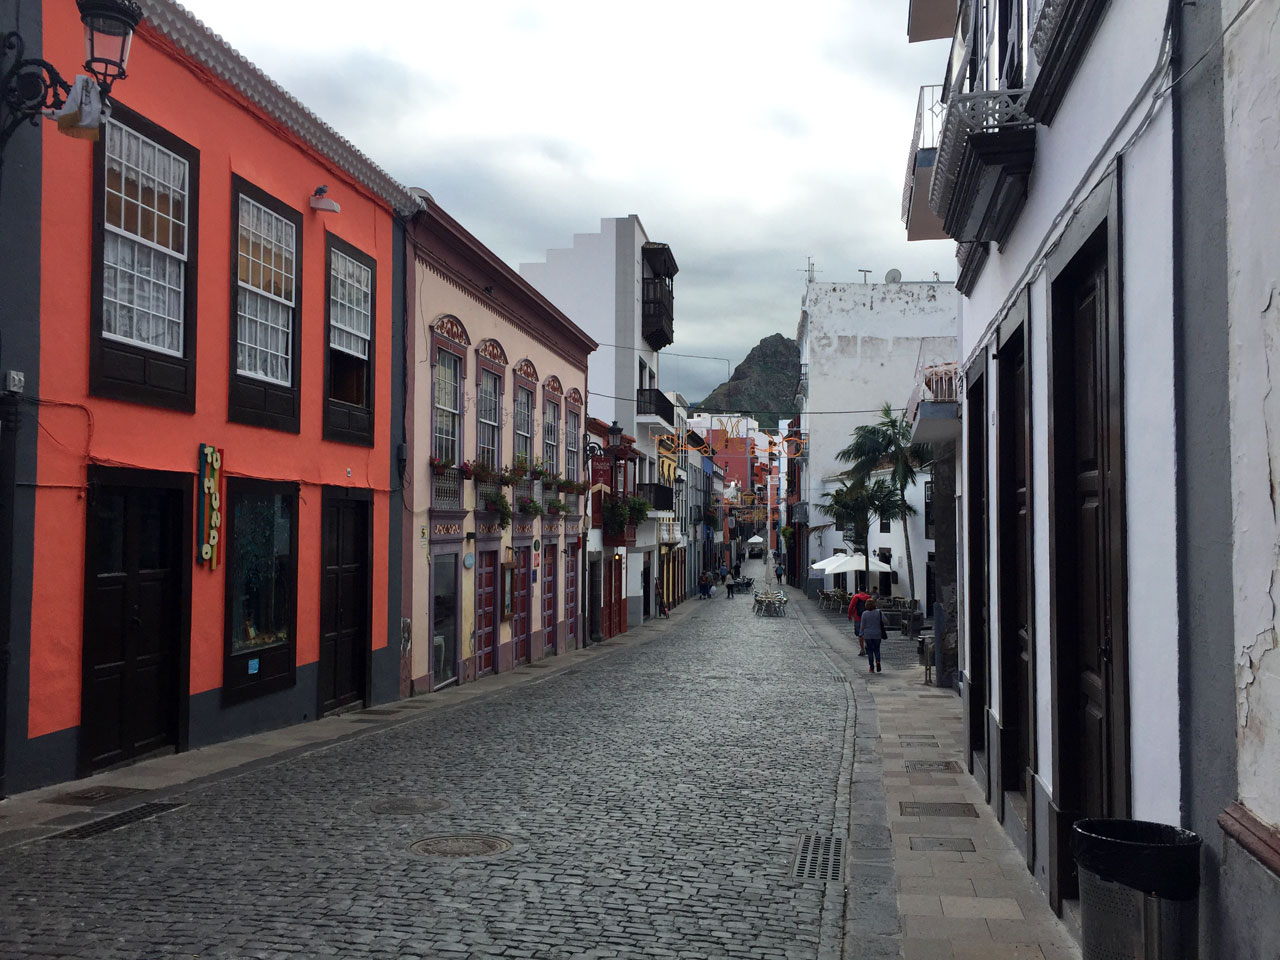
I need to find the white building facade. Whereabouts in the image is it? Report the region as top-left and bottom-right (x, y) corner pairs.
(520, 217), (679, 626)
(795, 278), (957, 606)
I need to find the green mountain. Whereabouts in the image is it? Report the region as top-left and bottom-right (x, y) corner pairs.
(692, 333), (800, 426)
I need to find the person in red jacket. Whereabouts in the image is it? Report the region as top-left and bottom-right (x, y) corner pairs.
(847, 590), (871, 656)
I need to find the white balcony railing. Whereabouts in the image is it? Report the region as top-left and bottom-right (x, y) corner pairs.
(906, 337), (961, 425)
(902, 84), (945, 224)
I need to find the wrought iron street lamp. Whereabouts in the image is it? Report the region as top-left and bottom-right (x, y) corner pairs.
(1, 0), (143, 159)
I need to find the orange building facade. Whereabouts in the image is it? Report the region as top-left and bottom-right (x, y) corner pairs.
(0, 1), (417, 792)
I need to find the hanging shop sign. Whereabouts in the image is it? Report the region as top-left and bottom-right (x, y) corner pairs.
(197, 443), (225, 568)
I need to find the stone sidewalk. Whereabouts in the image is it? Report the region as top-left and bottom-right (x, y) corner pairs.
(792, 583), (1082, 960)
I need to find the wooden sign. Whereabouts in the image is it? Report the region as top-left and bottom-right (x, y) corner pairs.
(197, 443), (224, 568)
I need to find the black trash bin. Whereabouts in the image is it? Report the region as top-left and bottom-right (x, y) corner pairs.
(1073, 819), (1202, 960)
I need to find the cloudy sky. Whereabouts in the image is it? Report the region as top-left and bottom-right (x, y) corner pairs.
(178, 0), (956, 401)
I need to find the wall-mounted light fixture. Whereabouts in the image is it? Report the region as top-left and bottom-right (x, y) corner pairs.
(1, 0), (143, 162)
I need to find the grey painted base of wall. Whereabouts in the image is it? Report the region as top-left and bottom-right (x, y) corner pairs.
(7, 726), (79, 795)
(1211, 833), (1280, 960)
(370, 643), (399, 706)
(188, 662), (320, 749)
(627, 596), (643, 627)
(1033, 775), (1053, 898)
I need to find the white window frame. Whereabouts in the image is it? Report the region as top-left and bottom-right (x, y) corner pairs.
(543, 399), (560, 473)
(477, 369), (502, 469)
(101, 118), (189, 357)
(565, 410), (580, 482)
(329, 248), (372, 360)
(236, 195), (296, 386)
(434, 350), (462, 465)
(514, 386), (534, 464)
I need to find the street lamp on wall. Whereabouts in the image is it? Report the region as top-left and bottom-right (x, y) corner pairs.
(1, 0), (143, 159)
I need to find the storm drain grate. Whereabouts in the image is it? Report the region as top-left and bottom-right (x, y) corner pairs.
(831, 674), (845, 682)
(910, 836), (977, 852)
(901, 802), (979, 818)
(790, 834), (845, 882)
(50, 802), (185, 839)
(904, 760), (963, 773)
(42, 785), (149, 807)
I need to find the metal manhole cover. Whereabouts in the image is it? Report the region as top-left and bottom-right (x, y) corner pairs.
(901, 802), (979, 818)
(368, 797), (449, 815)
(910, 836), (977, 852)
(43, 786), (150, 807)
(904, 760), (962, 773)
(791, 834), (845, 882)
(410, 834), (513, 858)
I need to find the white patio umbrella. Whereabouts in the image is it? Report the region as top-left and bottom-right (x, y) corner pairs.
(747, 535), (765, 544)
(825, 553), (891, 575)
(810, 555), (845, 571)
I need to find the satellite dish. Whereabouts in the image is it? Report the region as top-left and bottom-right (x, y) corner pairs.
(885, 269), (903, 283)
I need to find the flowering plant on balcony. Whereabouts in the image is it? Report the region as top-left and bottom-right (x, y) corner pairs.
(526, 459), (553, 482)
(541, 472), (564, 490)
(461, 459), (499, 484)
(545, 499), (567, 516)
(565, 479), (590, 495)
(481, 491), (513, 529)
(428, 455), (454, 475)
(602, 494), (630, 536)
(497, 465), (522, 486)
(516, 495), (544, 517)
(626, 496), (651, 526)
(509, 454), (530, 479)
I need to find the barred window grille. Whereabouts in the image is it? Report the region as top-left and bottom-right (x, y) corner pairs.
(514, 386), (534, 463)
(236, 196), (296, 385)
(329, 249), (371, 358)
(477, 370), (501, 468)
(565, 411), (579, 482)
(102, 120), (188, 356)
(543, 400), (560, 473)
(434, 351), (461, 464)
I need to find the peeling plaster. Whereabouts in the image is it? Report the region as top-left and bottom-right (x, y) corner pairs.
(1237, 626), (1278, 728)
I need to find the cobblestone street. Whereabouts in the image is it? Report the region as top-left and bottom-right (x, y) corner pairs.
(0, 568), (863, 960)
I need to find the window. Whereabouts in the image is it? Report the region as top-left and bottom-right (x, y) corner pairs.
(224, 480), (298, 702)
(565, 410), (580, 482)
(91, 107), (199, 410)
(925, 480), (935, 540)
(434, 350), (462, 465)
(229, 178), (303, 431)
(543, 399), (560, 473)
(514, 386), (534, 465)
(324, 235), (376, 445)
(477, 370), (502, 468)
(880, 514), (891, 534)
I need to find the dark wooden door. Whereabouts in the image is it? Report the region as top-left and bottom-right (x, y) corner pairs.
(966, 374), (989, 774)
(82, 483), (182, 772)
(513, 547), (530, 664)
(999, 328), (1034, 807)
(319, 496), (369, 714)
(542, 546), (557, 653)
(475, 551), (497, 675)
(565, 547), (578, 646)
(611, 556), (625, 635)
(1056, 242), (1129, 822)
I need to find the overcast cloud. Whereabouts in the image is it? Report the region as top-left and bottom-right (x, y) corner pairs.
(177, 0), (956, 401)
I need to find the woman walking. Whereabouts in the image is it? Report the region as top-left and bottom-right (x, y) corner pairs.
(860, 598), (887, 674)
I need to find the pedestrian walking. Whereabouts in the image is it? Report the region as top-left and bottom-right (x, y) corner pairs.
(860, 598), (886, 673)
(733, 560), (741, 580)
(699, 571), (711, 599)
(847, 589), (871, 656)
(720, 561), (729, 584)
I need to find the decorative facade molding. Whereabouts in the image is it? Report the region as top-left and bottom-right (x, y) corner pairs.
(543, 375), (563, 396)
(930, 89), (1033, 216)
(567, 388), (583, 406)
(137, 0), (421, 215)
(1030, 0), (1066, 63)
(514, 359), (539, 383)
(432, 314), (471, 347)
(476, 338), (508, 366)
(1024, 0), (1111, 125)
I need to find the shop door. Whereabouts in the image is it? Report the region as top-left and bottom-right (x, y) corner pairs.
(642, 560), (651, 619)
(513, 546), (531, 664)
(319, 495), (369, 714)
(432, 554), (460, 688)
(82, 481), (183, 772)
(1054, 238), (1129, 826)
(565, 547), (578, 646)
(475, 551), (497, 675)
(999, 327), (1034, 813)
(967, 374), (990, 778)
(542, 546), (557, 653)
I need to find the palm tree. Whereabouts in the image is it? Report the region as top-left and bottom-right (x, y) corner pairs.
(820, 479), (912, 592)
(836, 403), (930, 605)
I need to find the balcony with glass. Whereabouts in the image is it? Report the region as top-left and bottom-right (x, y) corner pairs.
(636, 481), (674, 514)
(636, 388), (675, 429)
(903, 85), (948, 242)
